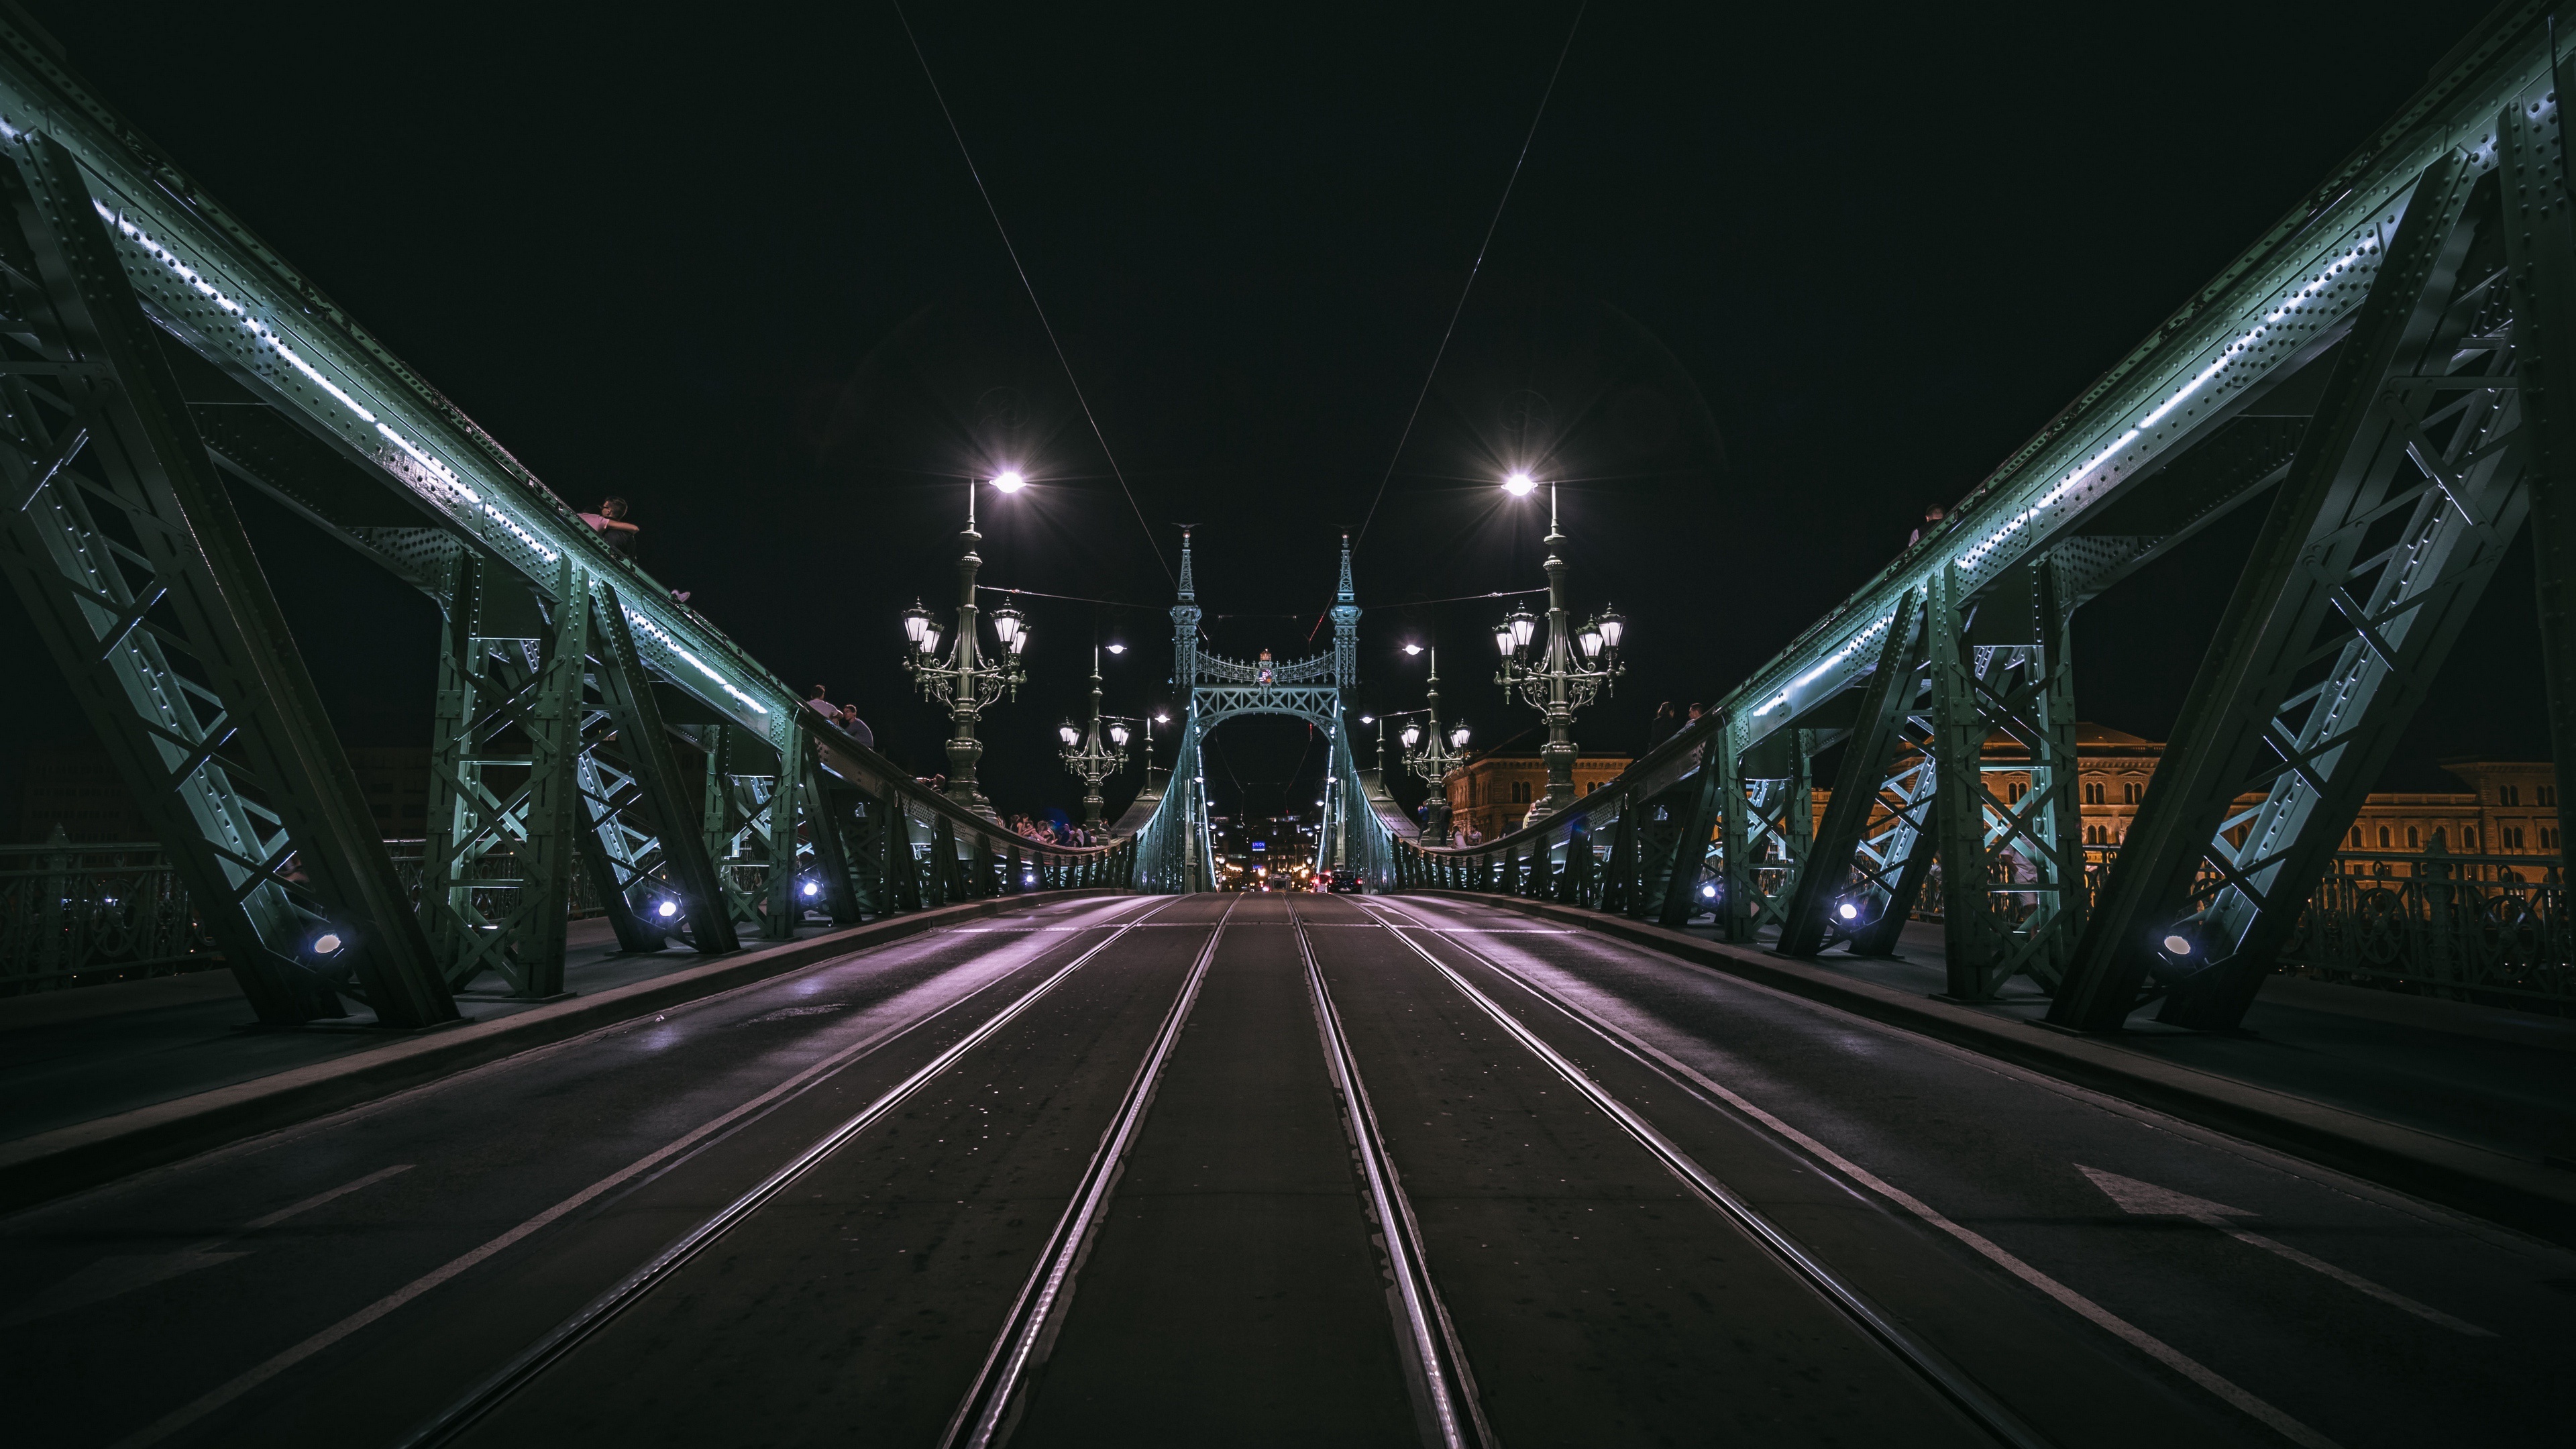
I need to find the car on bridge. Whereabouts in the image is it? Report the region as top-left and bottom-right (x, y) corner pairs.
(1326, 867), (1364, 894)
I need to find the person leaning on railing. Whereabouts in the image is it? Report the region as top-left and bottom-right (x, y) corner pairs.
(577, 496), (641, 557)
(802, 684), (874, 749)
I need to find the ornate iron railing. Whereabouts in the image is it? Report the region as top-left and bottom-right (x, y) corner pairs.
(2268, 851), (2566, 1011)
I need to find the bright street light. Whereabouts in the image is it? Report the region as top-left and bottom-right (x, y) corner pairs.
(1503, 472), (1537, 496)
(1105, 642), (1126, 654)
(1401, 643), (1424, 655)
(991, 470), (1028, 492)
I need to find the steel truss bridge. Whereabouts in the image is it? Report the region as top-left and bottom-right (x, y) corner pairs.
(1402, 2), (2576, 1032)
(1131, 533), (1399, 892)
(0, 21), (1128, 1030)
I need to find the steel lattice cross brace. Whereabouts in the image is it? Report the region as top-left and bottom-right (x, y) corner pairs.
(417, 551), (585, 997)
(0, 136), (450, 1026)
(2057, 138), (2538, 1031)
(1717, 734), (1814, 943)
(0, 23), (1135, 1014)
(1927, 557), (2088, 1000)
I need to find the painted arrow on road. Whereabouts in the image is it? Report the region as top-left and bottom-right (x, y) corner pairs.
(2076, 1166), (2492, 1338)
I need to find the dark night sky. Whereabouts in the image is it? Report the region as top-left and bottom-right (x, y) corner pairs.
(0, 0), (2531, 833)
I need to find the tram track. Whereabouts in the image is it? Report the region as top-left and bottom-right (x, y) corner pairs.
(941, 895), (1240, 1448)
(1291, 903), (1491, 1449)
(398, 894), (1200, 1449)
(1346, 895), (2054, 1449)
(1357, 892), (2392, 1449)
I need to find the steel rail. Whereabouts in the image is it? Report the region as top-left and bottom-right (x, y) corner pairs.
(1291, 903), (1491, 1449)
(397, 894), (1189, 1449)
(941, 896), (1240, 1448)
(1352, 897), (2056, 1449)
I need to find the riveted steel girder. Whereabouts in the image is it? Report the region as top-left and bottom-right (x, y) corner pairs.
(419, 549), (585, 997)
(2504, 54), (2576, 871)
(0, 135), (451, 1026)
(1929, 557), (2086, 1001)
(2055, 148), (2530, 1031)
(1778, 590), (1926, 957)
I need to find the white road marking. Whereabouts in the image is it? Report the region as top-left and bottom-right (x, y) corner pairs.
(1366, 898), (2344, 1449)
(2078, 1166), (2494, 1338)
(2, 1164), (415, 1330)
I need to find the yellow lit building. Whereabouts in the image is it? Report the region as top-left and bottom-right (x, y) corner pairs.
(1442, 751), (1632, 845)
(1432, 724), (2561, 865)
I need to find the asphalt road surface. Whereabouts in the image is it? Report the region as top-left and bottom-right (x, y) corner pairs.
(1, 891), (2564, 1447)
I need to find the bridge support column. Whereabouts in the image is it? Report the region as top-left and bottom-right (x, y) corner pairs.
(588, 581), (739, 954)
(2505, 66), (2576, 875)
(1927, 559), (2085, 1000)
(1728, 735), (1814, 941)
(0, 136), (449, 1026)
(2053, 149), (2525, 1032)
(420, 551), (586, 997)
(700, 724), (769, 938)
(1779, 590), (1925, 957)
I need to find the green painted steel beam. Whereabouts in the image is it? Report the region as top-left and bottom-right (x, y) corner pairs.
(1710, 3), (2567, 753)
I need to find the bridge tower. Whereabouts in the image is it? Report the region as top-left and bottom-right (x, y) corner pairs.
(1132, 531), (1397, 892)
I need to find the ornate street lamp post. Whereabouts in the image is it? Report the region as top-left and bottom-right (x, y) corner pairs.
(1399, 648), (1470, 843)
(900, 474), (1030, 819)
(1058, 646), (1131, 831)
(1495, 475), (1625, 825)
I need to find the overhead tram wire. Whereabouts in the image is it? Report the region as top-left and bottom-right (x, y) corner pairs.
(1351, 1), (1587, 551)
(892, 2), (1173, 586)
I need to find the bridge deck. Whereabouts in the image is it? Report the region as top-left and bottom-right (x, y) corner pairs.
(1, 894), (2562, 1448)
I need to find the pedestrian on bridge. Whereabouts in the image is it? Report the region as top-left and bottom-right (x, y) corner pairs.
(1648, 700), (1680, 751)
(578, 496), (641, 557)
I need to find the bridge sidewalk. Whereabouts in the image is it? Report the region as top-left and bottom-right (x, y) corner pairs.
(1413, 891), (2576, 1245)
(0, 892), (1121, 1214)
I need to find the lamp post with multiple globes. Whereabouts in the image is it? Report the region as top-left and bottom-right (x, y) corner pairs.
(1494, 473), (1625, 826)
(1057, 647), (1132, 833)
(900, 472), (1030, 820)
(1399, 648), (1470, 843)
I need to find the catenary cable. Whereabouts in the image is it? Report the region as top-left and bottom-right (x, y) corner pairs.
(891, 1), (1173, 585)
(1352, 2), (1587, 550)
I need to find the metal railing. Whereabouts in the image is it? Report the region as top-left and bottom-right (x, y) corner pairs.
(1, 833), (217, 994)
(1395, 739), (2572, 1015)
(5, 819), (1134, 996)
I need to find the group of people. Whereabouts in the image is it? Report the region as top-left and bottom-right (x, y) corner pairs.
(1010, 815), (1106, 848)
(804, 686), (875, 749)
(1646, 699), (1711, 751)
